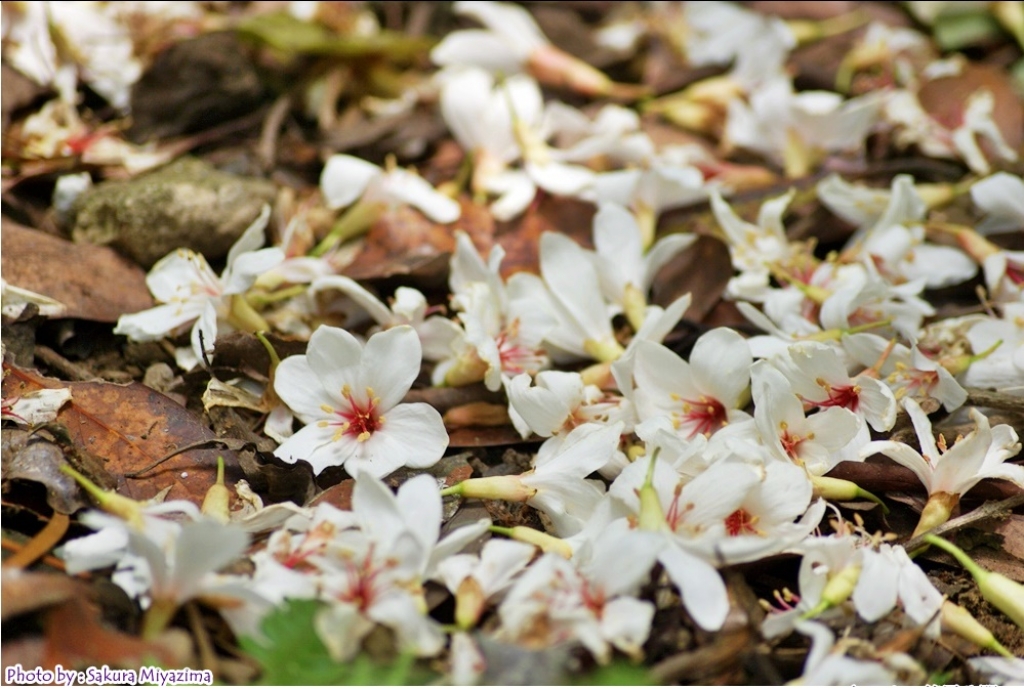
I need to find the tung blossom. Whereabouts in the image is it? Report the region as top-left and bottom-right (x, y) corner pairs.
(114, 205), (283, 371)
(861, 397), (1023, 535)
(273, 325), (449, 478)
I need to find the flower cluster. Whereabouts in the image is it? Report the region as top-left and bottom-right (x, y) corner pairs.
(22, 0), (1024, 684)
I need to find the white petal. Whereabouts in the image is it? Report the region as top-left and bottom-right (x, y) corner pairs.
(362, 326), (422, 410)
(320, 155), (381, 209)
(658, 544), (729, 631)
(690, 328), (752, 408)
(305, 326), (363, 404)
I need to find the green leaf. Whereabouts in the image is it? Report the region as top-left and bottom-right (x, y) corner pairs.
(575, 660), (658, 686)
(933, 12), (1003, 50)
(237, 12), (434, 61)
(238, 599), (430, 686)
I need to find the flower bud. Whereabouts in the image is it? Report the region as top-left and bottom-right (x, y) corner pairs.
(441, 475), (535, 502)
(201, 455), (231, 525)
(490, 525), (571, 558)
(941, 601), (1013, 658)
(925, 534), (1024, 629)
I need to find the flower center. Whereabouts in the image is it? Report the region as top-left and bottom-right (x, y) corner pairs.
(809, 378), (861, 412)
(325, 385), (383, 442)
(496, 318), (547, 376)
(671, 393), (728, 438)
(778, 421), (813, 463)
(724, 508), (761, 537)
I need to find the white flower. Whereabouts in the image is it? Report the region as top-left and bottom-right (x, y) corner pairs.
(961, 304), (1024, 391)
(968, 657), (1024, 686)
(793, 620), (901, 686)
(770, 340), (896, 462)
(273, 325), (449, 478)
(884, 87), (1018, 175)
(971, 172), (1024, 234)
(496, 526), (658, 663)
(319, 154), (460, 223)
(437, 539), (536, 629)
(842, 332), (967, 412)
(438, 232), (555, 390)
(432, 1), (627, 98)
(751, 361), (860, 476)
(725, 76), (881, 177)
(114, 205), (283, 370)
(505, 370), (629, 440)
(631, 328), (752, 439)
(539, 232), (622, 363)
(860, 397), (1023, 499)
(590, 202), (696, 327)
(1, 387), (71, 426)
(309, 276), (462, 362)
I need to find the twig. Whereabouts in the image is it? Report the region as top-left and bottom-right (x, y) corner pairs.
(3, 512), (69, 569)
(186, 601), (220, 678)
(964, 388), (1024, 413)
(902, 492), (1024, 554)
(33, 345), (98, 382)
(122, 438), (248, 478)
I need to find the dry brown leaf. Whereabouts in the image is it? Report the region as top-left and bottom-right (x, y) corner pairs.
(1, 220), (153, 322)
(2, 364), (241, 505)
(650, 235), (732, 323)
(918, 64), (1023, 153)
(494, 195), (595, 278)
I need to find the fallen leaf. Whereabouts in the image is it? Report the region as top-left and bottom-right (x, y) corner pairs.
(2, 364), (242, 505)
(44, 595), (177, 670)
(649, 235), (731, 323)
(1, 220), (153, 323)
(918, 64), (1023, 152)
(446, 425), (534, 448)
(494, 195), (595, 278)
(1, 429), (86, 515)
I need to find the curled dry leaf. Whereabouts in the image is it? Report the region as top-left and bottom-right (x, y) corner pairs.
(1, 220), (153, 323)
(2, 364), (242, 505)
(1, 429), (86, 515)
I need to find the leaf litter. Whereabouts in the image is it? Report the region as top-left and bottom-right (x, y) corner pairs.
(1, 1), (1023, 686)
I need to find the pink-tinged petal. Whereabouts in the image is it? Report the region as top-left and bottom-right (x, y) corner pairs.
(320, 155), (381, 209)
(860, 440), (932, 492)
(305, 326), (363, 402)
(274, 422), (354, 476)
(658, 544), (729, 631)
(274, 356), (338, 423)
(855, 376), (897, 431)
(690, 328), (752, 408)
(361, 326), (422, 410)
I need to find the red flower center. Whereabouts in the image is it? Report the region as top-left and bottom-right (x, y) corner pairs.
(724, 508), (760, 537)
(330, 386), (382, 442)
(810, 378), (861, 412)
(672, 394), (728, 438)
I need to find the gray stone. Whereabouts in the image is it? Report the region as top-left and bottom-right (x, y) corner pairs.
(71, 157), (277, 267)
